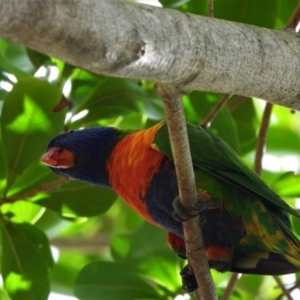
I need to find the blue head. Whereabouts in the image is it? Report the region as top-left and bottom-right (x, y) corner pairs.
(42, 127), (122, 187)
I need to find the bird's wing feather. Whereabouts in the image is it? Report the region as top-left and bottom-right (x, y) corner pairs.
(152, 122), (300, 220)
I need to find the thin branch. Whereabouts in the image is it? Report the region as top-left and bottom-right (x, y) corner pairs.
(200, 94), (232, 128)
(227, 96), (248, 112)
(156, 83), (217, 300)
(51, 236), (110, 253)
(273, 276), (294, 300)
(208, 0), (214, 18)
(221, 273), (240, 300)
(286, 1), (300, 30)
(254, 102), (273, 175)
(287, 279), (300, 296)
(289, 279), (300, 291)
(6, 177), (70, 202)
(276, 279), (300, 300)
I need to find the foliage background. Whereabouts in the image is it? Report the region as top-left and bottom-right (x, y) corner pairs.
(0, 0), (300, 299)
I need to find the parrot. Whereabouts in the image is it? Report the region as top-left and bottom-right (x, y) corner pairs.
(41, 121), (300, 292)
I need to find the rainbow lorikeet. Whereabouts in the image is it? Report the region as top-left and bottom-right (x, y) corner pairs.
(42, 121), (300, 292)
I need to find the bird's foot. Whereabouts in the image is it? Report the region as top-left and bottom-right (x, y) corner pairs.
(173, 195), (207, 224)
(180, 260), (230, 293)
(180, 264), (198, 293)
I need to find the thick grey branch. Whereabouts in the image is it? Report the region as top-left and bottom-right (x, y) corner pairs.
(1, 0), (300, 109)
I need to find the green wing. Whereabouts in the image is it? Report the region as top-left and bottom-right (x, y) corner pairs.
(153, 121), (300, 220)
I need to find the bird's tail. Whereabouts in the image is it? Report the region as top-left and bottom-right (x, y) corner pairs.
(232, 249), (300, 275)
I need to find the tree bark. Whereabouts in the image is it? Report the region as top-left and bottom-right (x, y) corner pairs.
(1, 0), (300, 109)
(157, 83), (217, 300)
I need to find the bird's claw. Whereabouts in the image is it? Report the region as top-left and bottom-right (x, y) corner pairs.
(180, 264), (198, 293)
(172, 194), (207, 223)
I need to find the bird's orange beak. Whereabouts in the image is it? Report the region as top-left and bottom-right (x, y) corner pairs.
(41, 147), (75, 169)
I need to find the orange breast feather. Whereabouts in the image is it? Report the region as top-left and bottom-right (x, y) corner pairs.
(107, 123), (165, 226)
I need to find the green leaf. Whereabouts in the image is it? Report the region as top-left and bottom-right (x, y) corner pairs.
(72, 77), (143, 115)
(68, 70), (103, 108)
(5, 164), (55, 199)
(291, 214), (300, 239)
(51, 252), (92, 295)
(0, 39), (35, 78)
(275, 0), (300, 28)
(111, 222), (181, 291)
(159, 0), (190, 8)
(230, 97), (257, 155)
(1, 221), (54, 300)
(1, 77), (67, 192)
(162, 0), (207, 15)
(0, 70), (15, 84)
(51, 58), (76, 88)
(214, 0), (277, 28)
(267, 127), (300, 154)
(187, 91), (240, 153)
(176, 0), (298, 30)
(0, 288), (11, 300)
(1, 201), (44, 224)
(74, 261), (161, 300)
(69, 78), (158, 128)
(271, 172), (300, 198)
(26, 49), (50, 70)
(236, 274), (264, 300)
(36, 180), (117, 217)
(0, 129), (6, 197)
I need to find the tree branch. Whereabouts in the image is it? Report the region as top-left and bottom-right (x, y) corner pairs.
(228, 96), (248, 112)
(286, 1), (300, 30)
(156, 83), (217, 300)
(221, 273), (240, 300)
(208, 0), (214, 18)
(51, 236), (110, 254)
(6, 177), (70, 202)
(275, 279), (300, 300)
(273, 276), (294, 300)
(200, 94), (232, 128)
(254, 102), (273, 175)
(1, 0), (300, 108)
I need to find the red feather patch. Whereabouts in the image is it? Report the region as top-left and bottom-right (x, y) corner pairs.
(107, 123), (165, 226)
